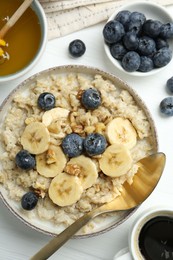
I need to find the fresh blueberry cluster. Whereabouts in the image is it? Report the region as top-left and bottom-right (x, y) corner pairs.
(61, 88), (106, 157)
(103, 10), (173, 72)
(61, 133), (107, 157)
(160, 76), (173, 116)
(15, 150), (38, 210)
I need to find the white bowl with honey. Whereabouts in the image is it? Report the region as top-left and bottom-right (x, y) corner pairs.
(0, 0), (47, 82)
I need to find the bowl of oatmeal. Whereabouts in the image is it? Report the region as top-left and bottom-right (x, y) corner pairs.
(0, 65), (158, 238)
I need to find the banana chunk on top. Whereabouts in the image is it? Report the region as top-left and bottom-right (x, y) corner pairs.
(106, 117), (137, 149)
(36, 145), (67, 178)
(65, 155), (98, 189)
(21, 122), (50, 155)
(48, 172), (83, 207)
(42, 107), (70, 126)
(99, 143), (133, 177)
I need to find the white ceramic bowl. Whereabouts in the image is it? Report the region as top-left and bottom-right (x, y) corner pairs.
(104, 1), (173, 77)
(0, 0), (47, 83)
(0, 65), (158, 238)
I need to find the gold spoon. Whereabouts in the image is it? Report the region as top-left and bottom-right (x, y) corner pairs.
(30, 152), (166, 260)
(0, 0), (34, 61)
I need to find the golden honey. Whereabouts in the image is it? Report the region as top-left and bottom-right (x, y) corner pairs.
(0, 0), (41, 76)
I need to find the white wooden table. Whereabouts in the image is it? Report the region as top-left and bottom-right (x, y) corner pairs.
(1, 5), (173, 260)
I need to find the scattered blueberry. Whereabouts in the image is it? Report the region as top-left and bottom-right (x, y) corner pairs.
(138, 56), (154, 72)
(153, 47), (172, 68)
(15, 150), (35, 170)
(159, 23), (173, 39)
(122, 51), (141, 72)
(166, 76), (173, 94)
(110, 43), (127, 60)
(21, 191), (38, 210)
(61, 133), (83, 157)
(103, 20), (125, 44)
(115, 10), (131, 26)
(68, 39), (86, 57)
(138, 36), (156, 56)
(160, 97), (173, 116)
(143, 19), (162, 38)
(123, 32), (139, 50)
(37, 92), (55, 111)
(84, 133), (107, 156)
(81, 88), (101, 110)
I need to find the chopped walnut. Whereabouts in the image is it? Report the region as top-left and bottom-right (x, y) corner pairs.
(71, 124), (84, 134)
(65, 164), (82, 176)
(34, 189), (46, 199)
(76, 89), (84, 100)
(46, 149), (57, 164)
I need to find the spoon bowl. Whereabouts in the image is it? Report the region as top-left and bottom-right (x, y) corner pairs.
(31, 152), (166, 260)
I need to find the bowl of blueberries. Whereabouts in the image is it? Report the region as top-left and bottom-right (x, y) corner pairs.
(103, 1), (173, 76)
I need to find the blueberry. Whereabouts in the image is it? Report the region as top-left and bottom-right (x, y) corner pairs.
(21, 191), (38, 210)
(122, 51), (141, 72)
(103, 20), (125, 44)
(129, 11), (146, 25)
(37, 92), (55, 111)
(81, 88), (101, 110)
(125, 20), (142, 35)
(15, 150), (35, 170)
(160, 97), (173, 116)
(138, 56), (154, 72)
(160, 23), (173, 39)
(61, 133), (83, 157)
(123, 32), (139, 50)
(166, 76), (173, 93)
(110, 43), (127, 60)
(138, 36), (156, 56)
(143, 19), (162, 38)
(153, 47), (172, 68)
(69, 39), (86, 57)
(115, 10), (131, 26)
(155, 38), (169, 50)
(84, 133), (107, 156)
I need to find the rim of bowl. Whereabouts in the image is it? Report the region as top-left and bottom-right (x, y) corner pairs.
(0, 64), (159, 238)
(104, 1), (173, 77)
(0, 0), (48, 83)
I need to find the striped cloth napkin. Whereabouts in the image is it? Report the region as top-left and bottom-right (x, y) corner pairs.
(38, 0), (173, 40)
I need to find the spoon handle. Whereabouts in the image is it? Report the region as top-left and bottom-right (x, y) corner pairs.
(30, 210), (99, 260)
(0, 0), (34, 39)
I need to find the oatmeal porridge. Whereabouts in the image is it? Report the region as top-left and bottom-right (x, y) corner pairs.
(0, 68), (156, 234)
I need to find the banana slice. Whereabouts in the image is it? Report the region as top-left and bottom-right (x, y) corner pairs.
(42, 107), (70, 126)
(99, 143), (132, 177)
(65, 155), (98, 189)
(48, 172), (83, 207)
(21, 122), (50, 154)
(106, 117), (137, 149)
(36, 145), (67, 178)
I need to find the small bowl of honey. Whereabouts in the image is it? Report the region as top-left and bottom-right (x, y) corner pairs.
(0, 0), (47, 82)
